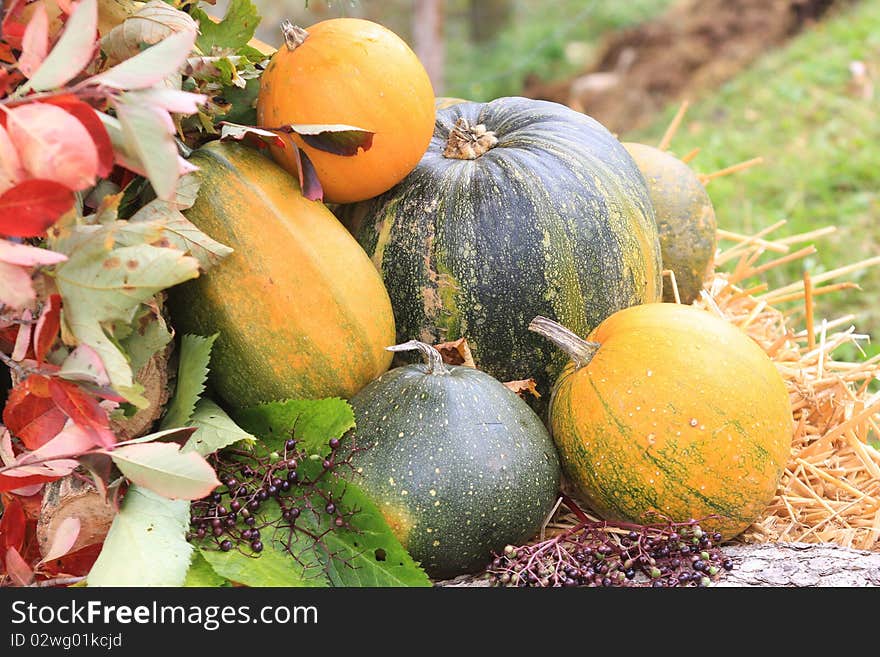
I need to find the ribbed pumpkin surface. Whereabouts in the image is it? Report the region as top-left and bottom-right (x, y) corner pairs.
(624, 142), (717, 305)
(546, 303), (792, 539)
(167, 141), (395, 408)
(347, 359), (561, 579)
(342, 97), (662, 402)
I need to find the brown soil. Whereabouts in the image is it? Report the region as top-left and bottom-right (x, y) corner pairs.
(523, 0), (849, 135)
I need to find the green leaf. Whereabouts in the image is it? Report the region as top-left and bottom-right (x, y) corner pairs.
(87, 486), (192, 587)
(183, 398), (255, 457)
(161, 333), (218, 430)
(54, 234), (200, 405)
(119, 305), (173, 375)
(120, 210), (234, 271)
(193, 0), (261, 52)
(215, 77), (261, 125)
(109, 442), (220, 500)
(114, 97), (182, 201)
(237, 398), (355, 456)
(183, 550), (229, 587)
(320, 481), (432, 587)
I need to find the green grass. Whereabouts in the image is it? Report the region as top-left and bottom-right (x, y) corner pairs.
(444, 0), (674, 101)
(628, 0), (880, 360)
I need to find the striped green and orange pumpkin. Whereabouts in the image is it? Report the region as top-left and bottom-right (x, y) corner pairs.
(167, 141), (395, 409)
(623, 142), (717, 305)
(530, 304), (792, 539)
(339, 97), (662, 404)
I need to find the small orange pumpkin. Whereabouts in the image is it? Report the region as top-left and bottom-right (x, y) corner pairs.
(256, 18), (435, 204)
(530, 304), (792, 539)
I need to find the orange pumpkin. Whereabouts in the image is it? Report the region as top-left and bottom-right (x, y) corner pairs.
(256, 18), (435, 204)
(530, 304), (792, 539)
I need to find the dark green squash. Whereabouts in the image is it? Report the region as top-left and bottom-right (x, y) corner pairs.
(346, 341), (561, 579)
(623, 142), (717, 305)
(339, 97), (662, 404)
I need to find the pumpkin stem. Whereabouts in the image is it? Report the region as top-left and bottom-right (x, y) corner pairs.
(386, 340), (450, 375)
(528, 316), (600, 369)
(281, 20), (309, 51)
(443, 117), (498, 160)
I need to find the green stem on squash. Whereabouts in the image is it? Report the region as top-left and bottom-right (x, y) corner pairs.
(386, 340), (450, 375)
(281, 20), (309, 51)
(528, 316), (600, 369)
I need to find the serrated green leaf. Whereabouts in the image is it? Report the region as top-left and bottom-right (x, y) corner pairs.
(237, 398), (355, 456)
(87, 486), (192, 587)
(215, 77), (261, 125)
(161, 333), (217, 430)
(184, 398), (255, 456)
(184, 549), (229, 587)
(118, 210), (234, 271)
(320, 481), (431, 587)
(55, 234), (200, 405)
(193, 0), (261, 52)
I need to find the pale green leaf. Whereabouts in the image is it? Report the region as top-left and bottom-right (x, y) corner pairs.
(193, 0), (261, 52)
(87, 486), (191, 587)
(90, 28), (197, 90)
(115, 98), (181, 201)
(161, 333), (217, 430)
(127, 207), (233, 270)
(183, 550), (229, 587)
(24, 0), (97, 92)
(102, 1), (198, 65)
(119, 307), (173, 375)
(109, 442), (220, 500)
(236, 398), (355, 457)
(55, 235), (199, 402)
(183, 398), (255, 456)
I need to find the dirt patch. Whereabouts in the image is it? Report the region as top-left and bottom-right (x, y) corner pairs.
(524, 0), (849, 135)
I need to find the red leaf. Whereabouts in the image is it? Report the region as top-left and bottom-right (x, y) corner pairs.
(4, 546), (35, 585)
(48, 378), (116, 448)
(290, 143), (324, 202)
(0, 472), (56, 493)
(0, 495), (26, 554)
(43, 97), (114, 178)
(40, 542), (102, 578)
(34, 293), (61, 362)
(0, 42), (16, 64)
(3, 385), (67, 450)
(0, 179), (75, 237)
(1, 0), (28, 50)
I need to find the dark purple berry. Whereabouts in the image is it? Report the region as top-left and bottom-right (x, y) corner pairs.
(280, 481), (291, 492)
(225, 478), (237, 489)
(230, 500), (241, 513)
(212, 526), (223, 537)
(251, 541), (263, 553)
(329, 438), (340, 450)
(335, 517), (345, 527)
(322, 459), (332, 470)
(325, 502), (336, 515)
(285, 439), (296, 450)
(220, 540), (233, 552)
(287, 470), (298, 483)
(722, 559), (734, 571)
(267, 485), (278, 496)
(289, 508), (300, 519)
(257, 489), (269, 501)
(211, 493), (222, 503)
(196, 527), (206, 539)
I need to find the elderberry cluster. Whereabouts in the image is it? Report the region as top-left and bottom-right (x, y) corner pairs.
(487, 519), (734, 587)
(189, 436), (359, 556)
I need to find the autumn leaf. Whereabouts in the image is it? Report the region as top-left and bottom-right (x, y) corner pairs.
(18, 2), (49, 78)
(503, 378), (542, 399)
(48, 377), (116, 448)
(193, 0), (261, 52)
(38, 517), (81, 565)
(89, 27), (197, 91)
(290, 142), (323, 202)
(58, 344), (110, 387)
(218, 122), (285, 148)
(4, 547), (34, 585)
(3, 385), (67, 450)
(288, 123), (375, 156)
(0, 180), (76, 239)
(34, 293), (61, 363)
(0, 124), (25, 195)
(43, 96), (115, 178)
(101, 0), (198, 65)
(125, 205), (233, 270)
(0, 495), (26, 554)
(23, 0), (97, 93)
(434, 337), (476, 368)
(4, 102), (99, 191)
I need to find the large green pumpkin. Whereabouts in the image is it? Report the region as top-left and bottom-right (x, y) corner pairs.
(340, 97), (662, 401)
(346, 341), (561, 579)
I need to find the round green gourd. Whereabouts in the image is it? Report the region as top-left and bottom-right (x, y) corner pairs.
(346, 341), (561, 579)
(623, 142), (717, 305)
(338, 97), (662, 406)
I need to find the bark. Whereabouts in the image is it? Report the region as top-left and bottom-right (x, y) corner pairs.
(36, 477), (116, 558)
(437, 542), (880, 587)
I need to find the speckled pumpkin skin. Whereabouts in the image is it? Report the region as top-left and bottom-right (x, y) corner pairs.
(341, 97), (662, 405)
(346, 362), (561, 579)
(167, 141), (395, 409)
(548, 303), (792, 539)
(624, 142), (717, 305)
